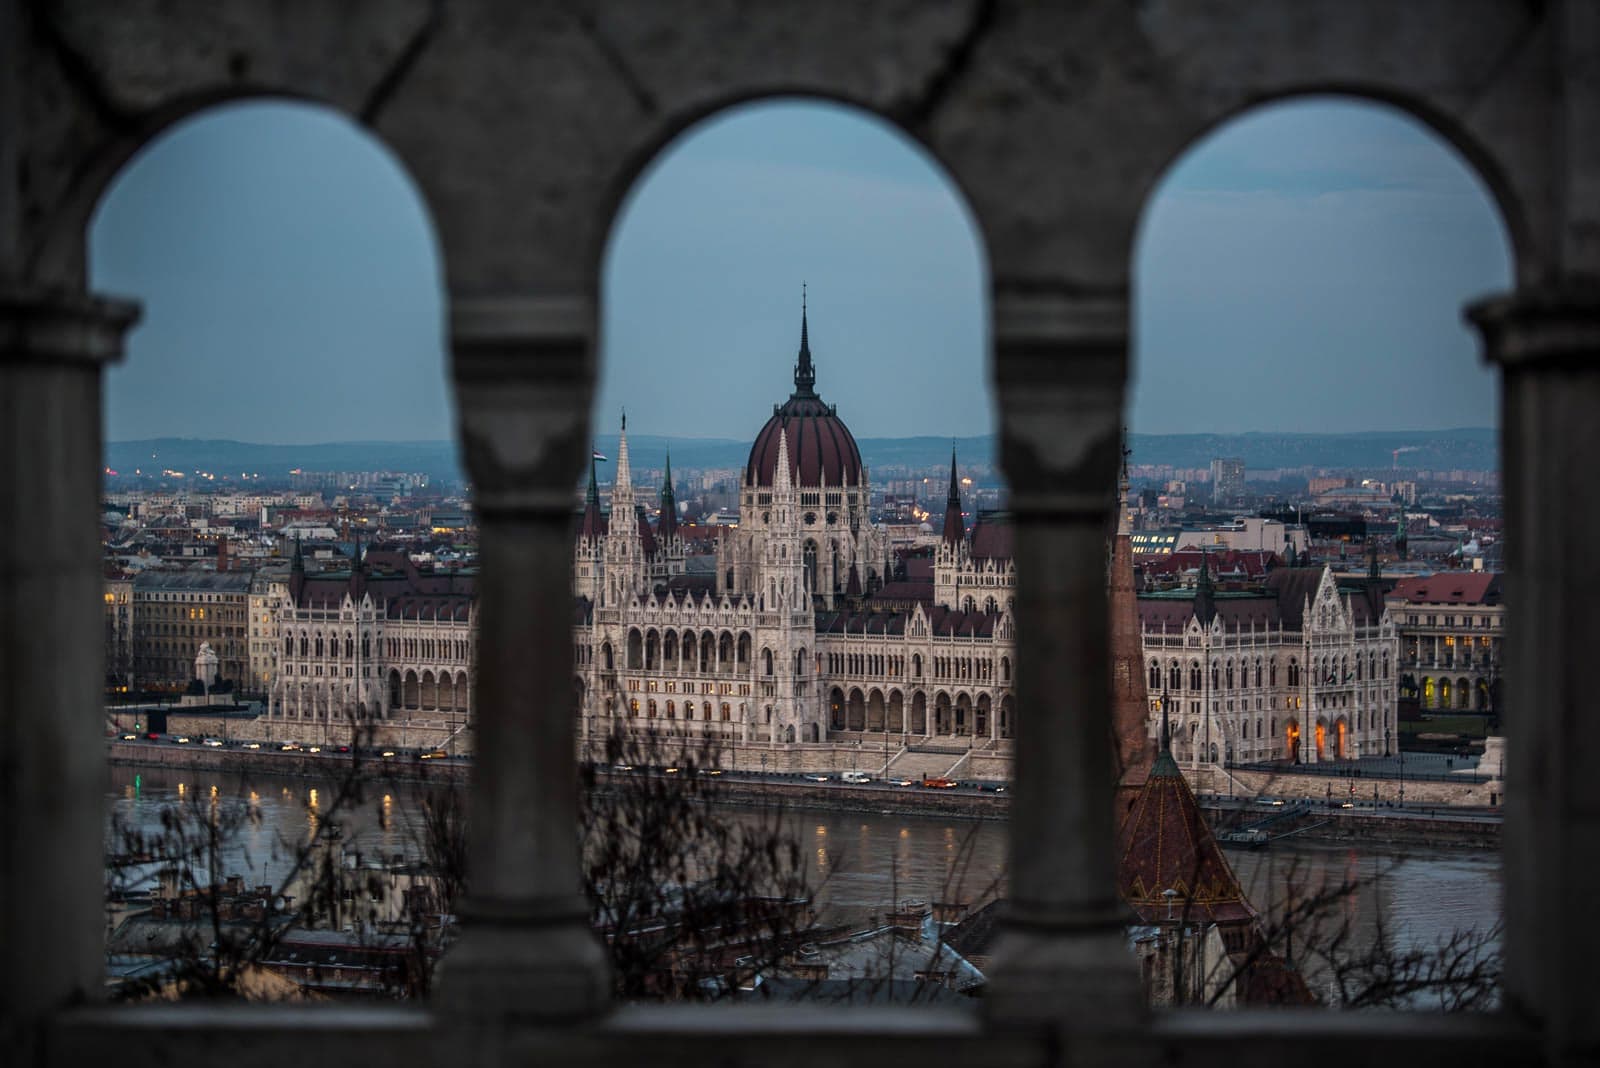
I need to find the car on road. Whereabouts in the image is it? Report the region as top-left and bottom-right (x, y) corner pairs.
(307, 745), (322, 753)
(1255, 797), (1285, 806)
(172, 736), (191, 744)
(803, 773), (831, 782)
(921, 776), (958, 789)
(611, 762), (634, 772)
(202, 738), (222, 747)
(840, 771), (873, 784)
(886, 777), (914, 787)
(420, 749), (449, 760)
(381, 750), (397, 759)
(240, 741), (261, 750)
(120, 733), (139, 741)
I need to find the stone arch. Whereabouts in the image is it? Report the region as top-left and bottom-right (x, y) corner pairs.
(1284, 717), (1301, 763)
(1457, 676), (1471, 709)
(999, 694), (1015, 740)
(718, 630), (734, 671)
(455, 671), (470, 712)
(828, 687), (845, 731)
(976, 692), (991, 736)
(662, 629), (677, 668)
(795, 646), (807, 674)
(1333, 715), (1350, 759)
(700, 629), (715, 672)
(421, 670), (438, 709)
(644, 628), (659, 670)
(762, 647), (773, 675)
(403, 670), (419, 710)
(955, 692), (973, 735)
(866, 688), (885, 731)
(680, 631), (696, 672)
(911, 691), (927, 734)
(737, 631), (752, 670)
(934, 691), (952, 735)
(626, 628), (643, 670)
(601, 641), (614, 671)
(847, 687), (866, 731)
(388, 669), (402, 710)
(887, 690), (904, 732)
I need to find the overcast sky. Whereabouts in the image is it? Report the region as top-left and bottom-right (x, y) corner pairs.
(94, 97), (1511, 446)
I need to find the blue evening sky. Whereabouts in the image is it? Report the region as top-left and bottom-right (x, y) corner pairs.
(93, 97), (1511, 445)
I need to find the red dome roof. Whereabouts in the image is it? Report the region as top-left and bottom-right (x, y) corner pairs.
(744, 299), (863, 488)
(747, 400), (863, 487)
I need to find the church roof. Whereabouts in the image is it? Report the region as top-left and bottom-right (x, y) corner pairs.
(1115, 749), (1258, 927)
(969, 512), (1013, 561)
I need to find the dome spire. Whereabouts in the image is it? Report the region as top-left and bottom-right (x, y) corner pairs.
(793, 283), (816, 398)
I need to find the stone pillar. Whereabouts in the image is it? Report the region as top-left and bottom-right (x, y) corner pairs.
(0, 288), (138, 1034)
(983, 291), (1142, 1031)
(1469, 286), (1600, 1060)
(438, 295), (608, 1020)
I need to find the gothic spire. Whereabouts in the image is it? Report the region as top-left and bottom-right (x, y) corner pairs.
(942, 445), (964, 545)
(793, 283), (816, 397)
(658, 448), (679, 539)
(1194, 542), (1217, 626)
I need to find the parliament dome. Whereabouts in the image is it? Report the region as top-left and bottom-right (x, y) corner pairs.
(745, 300), (863, 488)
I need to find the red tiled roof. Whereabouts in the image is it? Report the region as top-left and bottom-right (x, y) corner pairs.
(970, 514), (1013, 561)
(1116, 751), (1257, 927)
(1388, 572), (1502, 606)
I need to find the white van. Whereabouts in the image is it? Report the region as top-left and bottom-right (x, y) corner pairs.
(840, 771), (873, 784)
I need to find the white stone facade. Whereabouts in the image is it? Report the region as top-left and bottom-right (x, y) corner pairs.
(1141, 567), (1399, 767)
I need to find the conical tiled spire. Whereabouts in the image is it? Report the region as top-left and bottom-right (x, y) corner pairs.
(942, 446), (963, 545)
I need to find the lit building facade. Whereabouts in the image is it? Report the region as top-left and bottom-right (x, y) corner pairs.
(1139, 563), (1399, 764)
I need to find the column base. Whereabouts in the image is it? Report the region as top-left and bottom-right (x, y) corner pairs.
(437, 901), (610, 1022)
(983, 922), (1144, 1032)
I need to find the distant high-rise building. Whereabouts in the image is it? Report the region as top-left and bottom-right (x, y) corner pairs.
(1211, 458), (1245, 507)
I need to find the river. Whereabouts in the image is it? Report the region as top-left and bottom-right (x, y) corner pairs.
(106, 764), (1502, 984)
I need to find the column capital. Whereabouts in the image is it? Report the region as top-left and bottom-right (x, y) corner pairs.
(451, 294), (595, 519)
(0, 285), (141, 366)
(1467, 283), (1600, 369)
(991, 284), (1128, 521)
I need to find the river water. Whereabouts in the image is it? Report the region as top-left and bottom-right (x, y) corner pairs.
(106, 764), (1501, 979)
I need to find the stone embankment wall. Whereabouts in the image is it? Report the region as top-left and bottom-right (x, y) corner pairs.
(106, 741), (468, 786)
(109, 709), (475, 756)
(1207, 766), (1497, 807)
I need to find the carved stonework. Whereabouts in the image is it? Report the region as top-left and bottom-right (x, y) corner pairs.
(0, 286), (140, 366)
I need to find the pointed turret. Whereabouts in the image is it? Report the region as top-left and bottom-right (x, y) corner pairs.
(658, 449), (679, 540)
(611, 411), (636, 536)
(1194, 543), (1217, 626)
(581, 451), (606, 540)
(942, 446), (964, 545)
(773, 420), (794, 496)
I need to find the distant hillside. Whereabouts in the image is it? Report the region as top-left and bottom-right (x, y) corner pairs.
(107, 428), (1498, 485)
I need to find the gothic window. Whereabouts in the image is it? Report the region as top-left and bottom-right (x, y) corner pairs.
(1270, 660), (1277, 686)
(1225, 662), (1234, 688)
(315, 635), (324, 657)
(284, 634), (293, 656)
(362, 635), (370, 659)
(1168, 661), (1180, 690)
(914, 654), (923, 677)
(1211, 662), (1219, 689)
(345, 636), (354, 659)
(1148, 661), (1160, 689)
(763, 648), (773, 675)
(1288, 659), (1300, 687)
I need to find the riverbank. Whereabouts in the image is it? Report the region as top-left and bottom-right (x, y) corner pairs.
(107, 741), (1499, 848)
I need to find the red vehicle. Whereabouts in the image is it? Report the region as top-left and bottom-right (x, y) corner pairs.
(922, 776), (958, 789)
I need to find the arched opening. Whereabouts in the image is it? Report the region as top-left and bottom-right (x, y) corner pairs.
(846, 688), (866, 732)
(911, 691), (928, 735)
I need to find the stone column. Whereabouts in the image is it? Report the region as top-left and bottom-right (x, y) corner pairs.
(0, 288), (138, 1033)
(1469, 286), (1600, 1058)
(983, 291), (1142, 1031)
(438, 295), (608, 1020)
